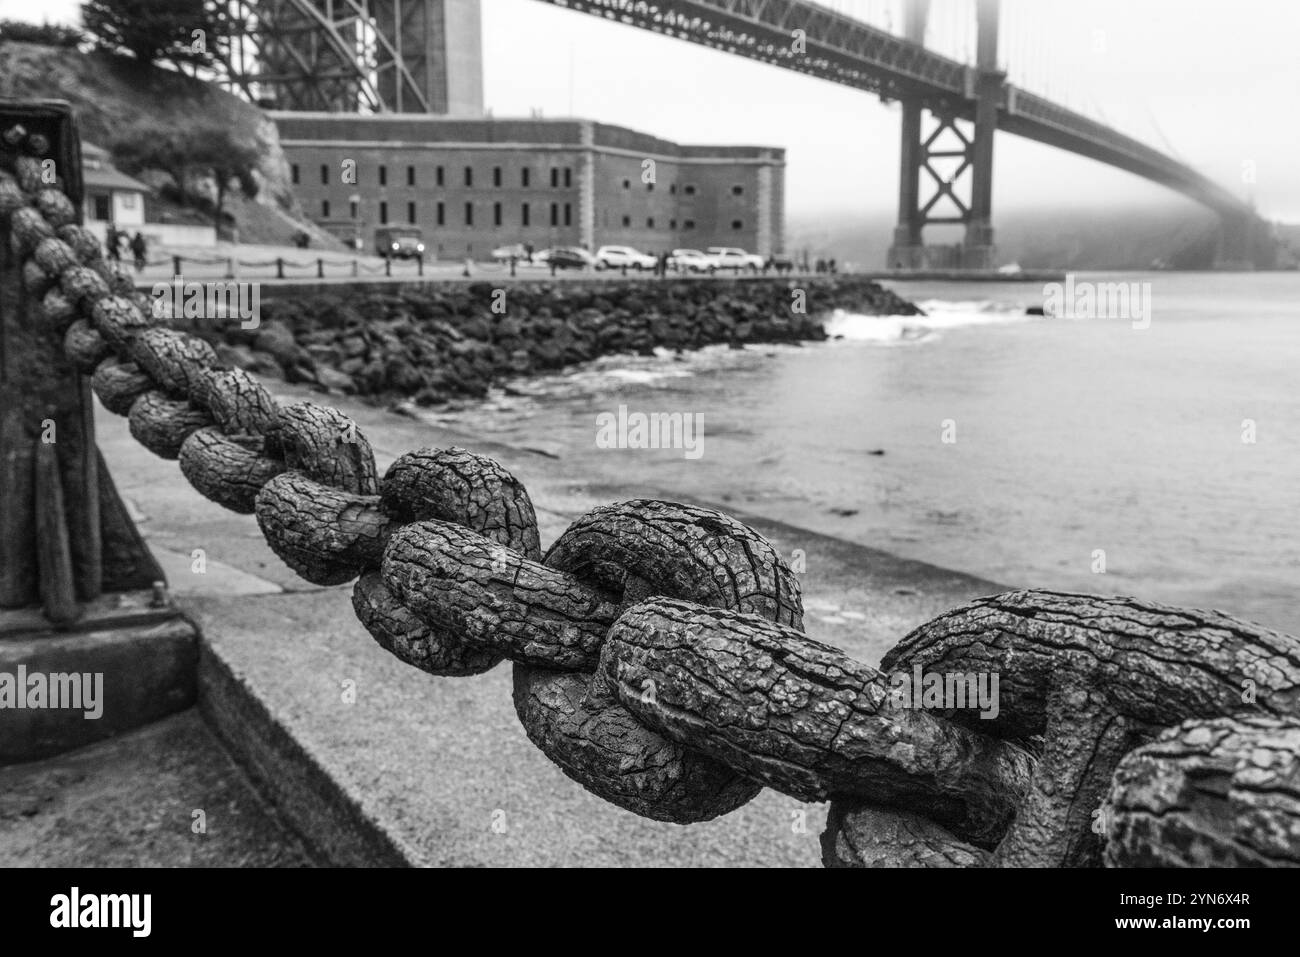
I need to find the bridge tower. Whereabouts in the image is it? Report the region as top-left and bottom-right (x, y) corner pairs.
(888, 0), (1004, 270)
(218, 0), (484, 115)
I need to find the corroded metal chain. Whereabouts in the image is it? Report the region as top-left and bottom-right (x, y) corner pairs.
(3, 131), (1298, 867)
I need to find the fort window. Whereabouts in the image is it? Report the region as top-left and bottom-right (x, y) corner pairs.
(465, 202), (474, 225)
(669, 184), (676, 195)
(551, 168), (559, 188)
(731, 219), (743, 230)
(646, 182), (654, 191)
(436, 165), (445, 187)
(522, 203), (530, 226)
(436, 201), (445, 226)
(464, 166), (473, 187)
(564, 168), (572, 188)
(522, 168), (531, 187)
(683, 184), (696, 195)
(379, 165), (387, 186)
(407, 166), (416, 186)
(349, 199), (358, 219)
(322, 199), (330, 218)
(683, 219), (695, 229)
(379, 201), (388, 224)
(622, 179), (630, 190)
(494, 202), (502, 227)
(564, 203), (572, 226)
(291, 163), (299, 185)
(493, 166), (502, 187)
(550, 202), (559, 226)
(320, 164), (328, 185)
(646, 217), (654, 228)
(732, 185), (743, 196)
(669, 219), (677, 229)
(408, 202), (416, 224)
(621, 215), (631, 227)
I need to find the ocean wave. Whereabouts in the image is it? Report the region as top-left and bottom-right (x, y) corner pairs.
(824, 299), (1042, 344)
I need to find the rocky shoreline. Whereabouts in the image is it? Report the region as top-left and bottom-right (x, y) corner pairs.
(188, 276), (921, 406)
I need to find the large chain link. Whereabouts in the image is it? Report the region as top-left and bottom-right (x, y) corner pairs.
(3, 128), (1298, 867)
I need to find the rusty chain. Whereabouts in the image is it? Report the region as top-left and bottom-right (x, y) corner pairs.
(3, 128), (1298, 867)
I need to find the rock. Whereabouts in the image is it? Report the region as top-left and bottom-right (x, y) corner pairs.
(315, 366), (356, 394)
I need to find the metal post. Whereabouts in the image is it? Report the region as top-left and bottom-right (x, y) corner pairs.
(0, 99), (164, 622)
(276, 257), (284, 279)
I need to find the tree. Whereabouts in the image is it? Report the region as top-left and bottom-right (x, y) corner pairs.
(112, 121), (261, 239)
(81, 0), (216, 67)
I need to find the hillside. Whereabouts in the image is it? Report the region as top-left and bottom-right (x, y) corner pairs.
(0, 40), (337, 248)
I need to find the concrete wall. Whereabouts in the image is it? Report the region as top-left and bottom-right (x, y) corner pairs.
(85, 220), (217, 249)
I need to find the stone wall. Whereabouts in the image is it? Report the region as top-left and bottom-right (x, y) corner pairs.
(190, 276), (920, 406)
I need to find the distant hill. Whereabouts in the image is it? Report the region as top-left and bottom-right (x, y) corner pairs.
(787, 203), (1243, 272)
(0, 40), (337, 247)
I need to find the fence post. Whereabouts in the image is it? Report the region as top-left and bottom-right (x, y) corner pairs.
(0, 99), (166, 623)
(225, 256), (235, 279)
(417, 255), (424, 278)
(276, 257), (284, 279)
(172, 254), (181, 275)
(385, 257), (392, 277)
(317, 257), (324, 279)
(352, 258), (358, 278)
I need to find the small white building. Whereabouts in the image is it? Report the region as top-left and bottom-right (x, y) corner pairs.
(80, 142), (217, 249)
(82, 142), (147, 231)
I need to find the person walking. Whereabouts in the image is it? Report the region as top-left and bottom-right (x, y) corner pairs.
(130, 231), (147, 272)
(106, 225), (121, 262)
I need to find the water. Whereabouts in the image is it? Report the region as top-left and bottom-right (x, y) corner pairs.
(420, 271), (1300, 635)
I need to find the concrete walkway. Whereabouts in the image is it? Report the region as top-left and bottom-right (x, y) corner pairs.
(84, 379), (1004, 867)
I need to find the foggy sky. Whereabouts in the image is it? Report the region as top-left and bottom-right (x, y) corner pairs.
(9, 0), (1298, 221)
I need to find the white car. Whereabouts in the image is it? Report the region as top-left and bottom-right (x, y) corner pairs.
(594, 245), (657, 270)
(667, 249), (718, 273)
(707, 246), (764, 272)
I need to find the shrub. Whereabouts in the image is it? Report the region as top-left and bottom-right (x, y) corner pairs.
(0, 20), (85, 48)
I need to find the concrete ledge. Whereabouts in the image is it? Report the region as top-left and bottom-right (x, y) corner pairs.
(0, 610), (197, 764)
(197, 637), (411, 867)
(188, 508), (1003, 868)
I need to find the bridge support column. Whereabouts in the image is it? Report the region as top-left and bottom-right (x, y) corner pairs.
(888, 98), (926, 269)
(962, 0), (1001, 270)
(887, 0), (930, 270)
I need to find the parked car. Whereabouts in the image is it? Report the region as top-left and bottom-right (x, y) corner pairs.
(375, 226), (425, 259)
(667, 249), (718, 273)
(707, 246), (764, 272)
(492, 243), (531, 262)
(547, 246), (595, 270)
(594, 245), (657, 270)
